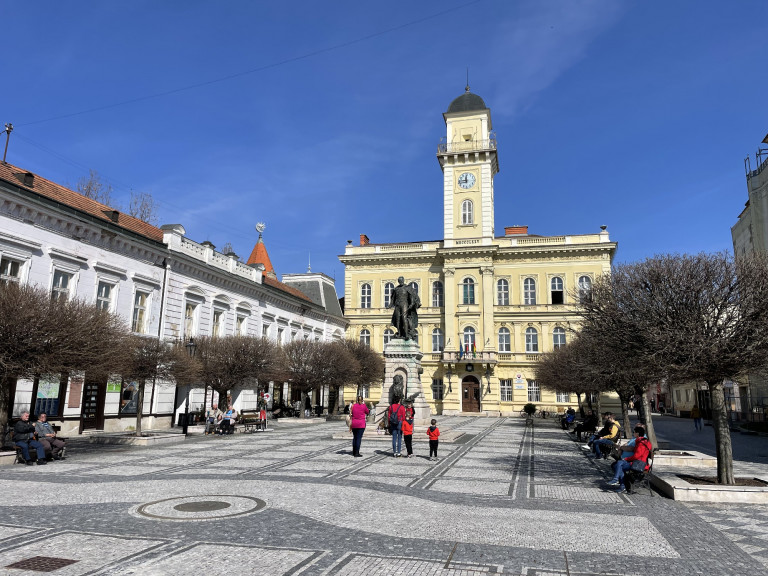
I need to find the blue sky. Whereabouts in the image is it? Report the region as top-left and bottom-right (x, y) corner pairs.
(4, 1), (767, 296)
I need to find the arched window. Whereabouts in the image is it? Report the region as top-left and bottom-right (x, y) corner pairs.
(550, 276), (564, 305)
(384, 282), (394, 308)
(523, 278), (536, 305)
(409, 281), (419, 296)
(383, 329), (394, 347)
(553, 327), (566, 349)
(525, 327), (539, 353)
(498, 327), (511, 352)
(432, 281), (444, 307)
(432, 328), (444, 352)
(462, 327), (476, 354)
(461, 199), (473, 225)
(578, 275), (592, 303)
(461, 277), (475, 304)
(412, 330), (419, 345)
(497, 279), (509, 305)
(360, 283), (371, 309)
(360, 329), (370, 347)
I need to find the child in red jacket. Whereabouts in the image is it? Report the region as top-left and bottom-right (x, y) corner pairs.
(427, 419), (440, 461)
(401, 413), (414, 457)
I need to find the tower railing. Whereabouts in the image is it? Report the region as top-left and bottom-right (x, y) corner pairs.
(437, 137), (497, 154)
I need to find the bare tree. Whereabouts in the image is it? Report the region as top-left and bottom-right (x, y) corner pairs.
(75, 169), (116, 206)
(0, 283), (128, 432)
(339, 339), (384, 412)
(195, 335), (282, 410)
(128, 191), (159, 226)
(581, 252), (768, 484)
(283, 340), (357, 417)
(120, 336), (200, 436)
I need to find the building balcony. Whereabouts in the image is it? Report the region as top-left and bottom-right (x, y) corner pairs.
(437, 137), (497, 155)
(440, 350), (496, 364)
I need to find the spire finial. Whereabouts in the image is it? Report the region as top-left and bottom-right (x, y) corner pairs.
(255, 222), (266, 239)
(465, 67), (470, 93)
(307, 253), (311, 273)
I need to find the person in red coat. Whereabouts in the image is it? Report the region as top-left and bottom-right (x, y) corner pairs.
(427, 419), (440, 461)
(349, 396), (370, 457)
(401, 410), (414, 458)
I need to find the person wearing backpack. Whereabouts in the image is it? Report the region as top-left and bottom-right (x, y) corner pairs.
(388, 397), (406, 457)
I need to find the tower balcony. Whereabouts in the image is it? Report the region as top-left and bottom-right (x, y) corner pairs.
(437, 137), (497, 155)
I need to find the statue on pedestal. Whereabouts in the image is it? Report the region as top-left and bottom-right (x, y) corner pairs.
(388, 276), (421, 340)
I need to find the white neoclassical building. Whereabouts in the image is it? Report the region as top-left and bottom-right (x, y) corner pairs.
(0, 161), (346, 434)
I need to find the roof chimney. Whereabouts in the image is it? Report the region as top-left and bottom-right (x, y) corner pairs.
(504, 225), (528, 236)
(360, 234), (370, 246)
(23, 172), (34, 186)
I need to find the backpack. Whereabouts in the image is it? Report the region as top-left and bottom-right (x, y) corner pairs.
(388, 405), (402, 430)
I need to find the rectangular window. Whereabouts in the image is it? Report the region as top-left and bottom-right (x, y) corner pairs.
(96, 281), (113, 311)
(262, 324), (270, 338)
(0, 258), (21, 285)
(556, 391), (570, 403)
(527, 380), (541, 402)
(51, 270), (72, 301)
(358, 385), (370, 399)
(132, 291), (149, 334)
(212, 310), (223, 337)
(685, 389), (692, 403)
(184, 302), (197, 338)
(431, 379), (444, 401)
(236, 315), (246, 336)
(500, 379), (513, 402)
(675, 389), (681, 402)
(278, 328), (284, 343)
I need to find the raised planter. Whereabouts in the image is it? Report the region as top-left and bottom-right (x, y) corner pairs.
(0, 450), (17, 466)
(652, 473), (768, 503)
(653, 449), (716, 469)
(88, 433), (185, 447)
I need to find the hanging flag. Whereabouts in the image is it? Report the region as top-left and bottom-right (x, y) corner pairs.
(465, 343), (469, 358)
(472, 341), (477, 358)
(458, 347), (463, 360)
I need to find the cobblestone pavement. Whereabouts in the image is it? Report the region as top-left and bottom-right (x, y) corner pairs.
(0, 417), (767, 576)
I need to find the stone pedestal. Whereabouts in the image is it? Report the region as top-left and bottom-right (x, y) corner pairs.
(378, 339), (431, 425)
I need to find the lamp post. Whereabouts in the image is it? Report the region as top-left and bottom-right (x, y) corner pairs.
(182, 337), (197, 435)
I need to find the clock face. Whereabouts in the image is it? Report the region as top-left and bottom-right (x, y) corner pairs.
(457, 172), (476, 189)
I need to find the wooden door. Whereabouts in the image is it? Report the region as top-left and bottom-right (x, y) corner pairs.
(462, 377), (481, 413)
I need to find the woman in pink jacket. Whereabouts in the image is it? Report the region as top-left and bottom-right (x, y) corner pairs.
(350, 396), (370, 458)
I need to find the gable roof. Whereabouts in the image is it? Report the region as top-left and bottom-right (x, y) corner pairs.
(0, 161), (164, 243)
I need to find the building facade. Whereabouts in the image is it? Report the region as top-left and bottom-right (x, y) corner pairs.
(339, 90), (617, 415)
(0, 162), (346, 434)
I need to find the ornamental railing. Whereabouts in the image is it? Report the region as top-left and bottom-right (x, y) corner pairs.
(437, 137), (497, 154)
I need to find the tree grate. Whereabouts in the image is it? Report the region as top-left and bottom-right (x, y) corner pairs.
(5, 556), (79, 572)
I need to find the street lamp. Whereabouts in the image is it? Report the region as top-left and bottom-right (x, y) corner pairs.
(182, 337), (197, 435)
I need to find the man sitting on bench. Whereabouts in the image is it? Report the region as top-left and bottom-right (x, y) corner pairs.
(14, 411), (46, 465)
(589, 413), (620, 459)
(606, 426), (652, 493)
(35, 413), (66, 460)
(571, 410), (599, 441)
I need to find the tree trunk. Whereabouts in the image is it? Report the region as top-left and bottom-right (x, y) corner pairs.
(135, 378), (146, 436)
(708, 379), (735, 484)
(595, 394), (602, 419)
(619, 394), (632, 440)
(0, 374), (12, 438)
(576, 393), (584, 417)
(640, 393), (657, 449)
(300, 391), (309, 419)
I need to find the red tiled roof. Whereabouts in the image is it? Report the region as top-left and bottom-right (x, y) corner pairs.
(246, 237), (276, 276)
(263, 275), (313, 303)
(0, 162), (164, 243)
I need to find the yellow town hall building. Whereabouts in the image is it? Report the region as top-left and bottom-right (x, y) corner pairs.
(339, 89), (617, 416)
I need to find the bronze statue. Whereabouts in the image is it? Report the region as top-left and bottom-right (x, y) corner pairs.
(391, 374), (405, 402)
(388, 276), (421, 340)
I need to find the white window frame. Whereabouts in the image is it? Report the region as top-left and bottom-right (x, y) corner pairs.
(527, 379), (541, 402)
(0, 257), (22, 286)
(432, 281), (444, 307)
(360, 283), (371, 309)
(95, 280), (115, 312)
(184, 301), (199, 339)
(498, 327), (511, 352)
(550, 276), (564, 305)
(461, 277), (475, 305)
(525, 327), (539, 353)
(552, 327), (566, 350)
(461, 199), (473, 225)
(556, 391), (570, 403)
(500, 379), (513, 402)
(578, 275), (593, 303)
(384, 282), (394, 308)
(360, 328), (371, 347)
(383, 329), (394, 347)
(432, 328), (444, 352)
(462, 327), (476, 352)
(51, 269), (74, 302)
(523, 277), (536, 305)
(497, 279), (509, 305)
(132, 290), (150, 334)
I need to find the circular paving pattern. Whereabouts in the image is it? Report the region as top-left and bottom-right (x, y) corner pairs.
(136, 495), (266, 521)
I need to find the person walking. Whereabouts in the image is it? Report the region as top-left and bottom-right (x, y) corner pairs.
(388, 397), (406, 457)
(427, 418), (440, 461)
(350, 396), (369, 457)
(691, 404), (703, 431)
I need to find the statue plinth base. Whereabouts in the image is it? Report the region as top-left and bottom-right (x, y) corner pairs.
(377, 339), (430, 425)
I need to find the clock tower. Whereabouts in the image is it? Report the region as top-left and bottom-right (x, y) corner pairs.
(437, 87), (499, 246)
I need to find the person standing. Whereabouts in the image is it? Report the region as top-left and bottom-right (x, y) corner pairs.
(350, 396), (369, 457)
(427, 418), (440, 461)
(401, 410), (414, 457)
(14, 411), (46, 465)
(388, 397), (406, 457)
(691, 404), (703, 431)
(35, 413), (66, 460)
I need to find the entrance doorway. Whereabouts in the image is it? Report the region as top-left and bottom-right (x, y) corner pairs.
(462, 376), (481, 413)
(81, 378), (106, 431)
